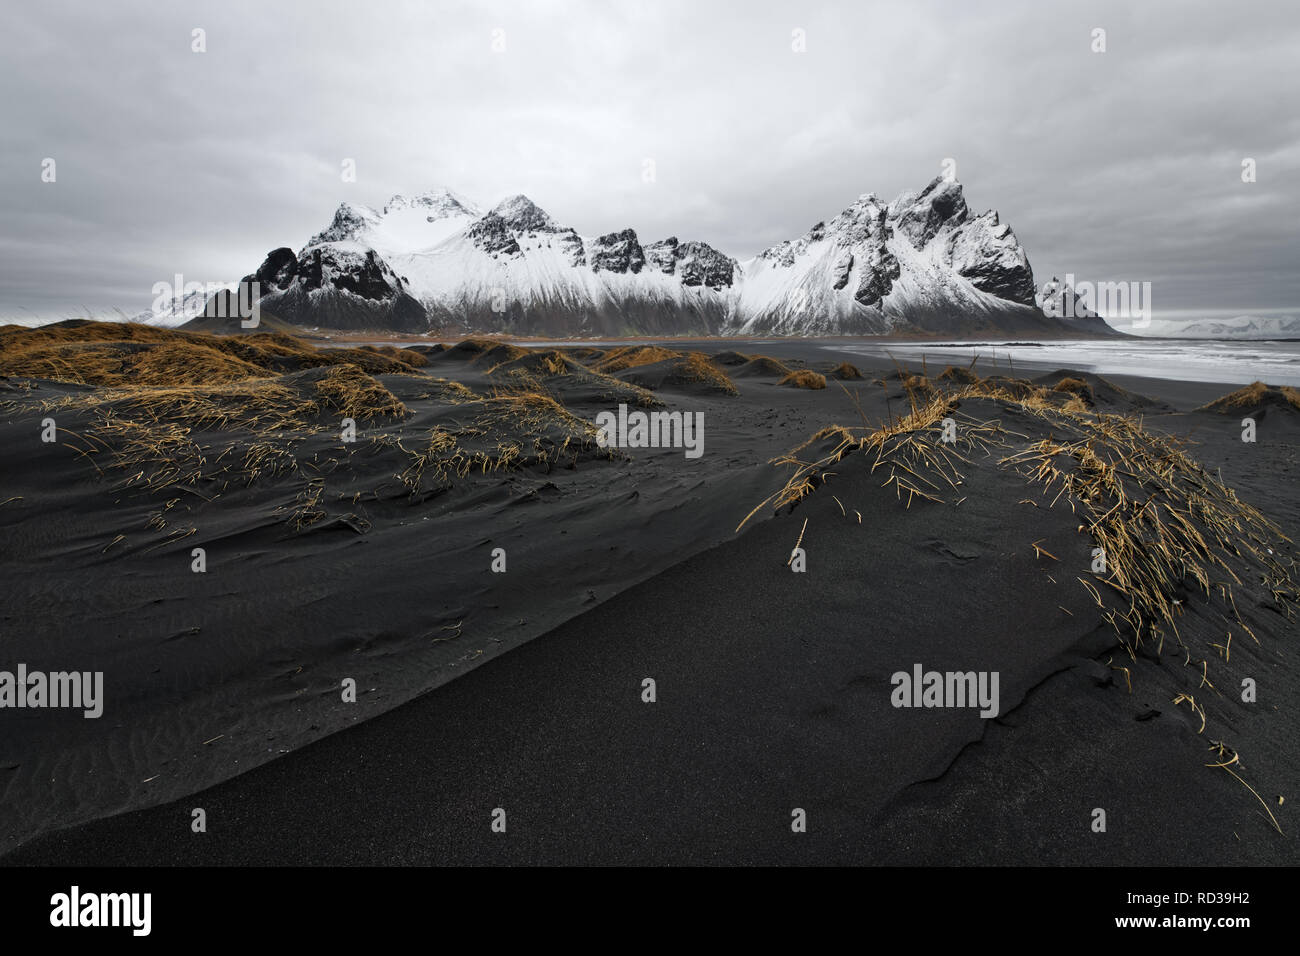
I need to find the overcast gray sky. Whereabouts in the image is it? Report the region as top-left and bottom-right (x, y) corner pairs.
(2, 0), (1297, 321)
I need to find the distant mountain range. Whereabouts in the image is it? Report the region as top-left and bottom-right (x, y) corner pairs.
(1123, 314), (1300, 340)
(174, 180), (1120, 337)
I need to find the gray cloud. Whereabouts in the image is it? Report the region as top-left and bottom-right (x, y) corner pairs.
(2, 0), (1297, 321)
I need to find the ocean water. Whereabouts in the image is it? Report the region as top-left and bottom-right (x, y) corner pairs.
(830, 340), (1300, 388)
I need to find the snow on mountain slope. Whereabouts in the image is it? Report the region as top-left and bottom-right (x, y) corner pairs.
(215, 178), (1106, 337)
(307, 188), (481, 257)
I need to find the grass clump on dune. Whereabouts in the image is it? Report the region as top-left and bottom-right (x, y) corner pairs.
(1199, 381), (1300, 413)
(592, 345), (683, 374)
(309, 365), (409, 420)
(1052, 376), (1093, 397)
(779, 369), (827, 390)
(487, 349), (571, 377)
(672, 352), (740, 395)
(831, 362), (862, 380)
(580, 347), (739, 396)
(938, 365), (982, 385)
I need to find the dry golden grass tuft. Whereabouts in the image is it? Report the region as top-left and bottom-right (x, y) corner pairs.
(673, 352), (740, 395)
(592, 345), (684, 374)
(779, 369), (827, 390)
(1205, 381), (1266, 410)
(1199, 381), (1300, 413)
(902, 373), (933, 396)
(607, 348), (738, 395)
(1060, 393), (1090, 415)
(1052, 376), (1093, 397)
(361, 344), (429, 367)
(488, 348), (571, 376)
(131, 342), (270, 385)
(938, 365), (982, 385)
(831, 362), (862, 380)
(309, 365), (408, 420)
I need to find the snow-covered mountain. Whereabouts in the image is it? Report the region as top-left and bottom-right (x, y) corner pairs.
(133, 285), (235, 326)
(197, 180), (1116, 336)
(1125, 314), (1300, 339)
(733, 179), (1055, 335)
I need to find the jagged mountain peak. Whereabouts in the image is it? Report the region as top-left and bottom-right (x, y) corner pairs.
(306, 202), (381, 248)
(891, 177), (970, 247)
(489, 194), (559, 233)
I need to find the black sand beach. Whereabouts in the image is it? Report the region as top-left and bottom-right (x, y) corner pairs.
(1, 323), (1297, 865)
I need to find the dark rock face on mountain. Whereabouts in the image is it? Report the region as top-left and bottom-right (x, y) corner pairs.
(854, 248), (901, 307)
(948, 211), (1037, 305)
(251, 247), (299, 290)
(893, 177), (969, 247)
(190, 244), (426, 333)
(642, 237), (735, 289)
(466, 213), (522, 257)
(590, 229), (646, 275)
(644, 237), (679, 274)
(676, 241), (735, 289)
(491, 195), (559, 234)
(307, 203), (380, 247)
(556, 229), (586, 267)
(295, 246), (397, 299)
(830, 250), (854, 290)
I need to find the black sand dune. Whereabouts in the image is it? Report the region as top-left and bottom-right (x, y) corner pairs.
(1, 324), (1297, 865)
(730, 356), (794, 379)
(608, 352), (740, 397)
(1031, 368), (1176, 413)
